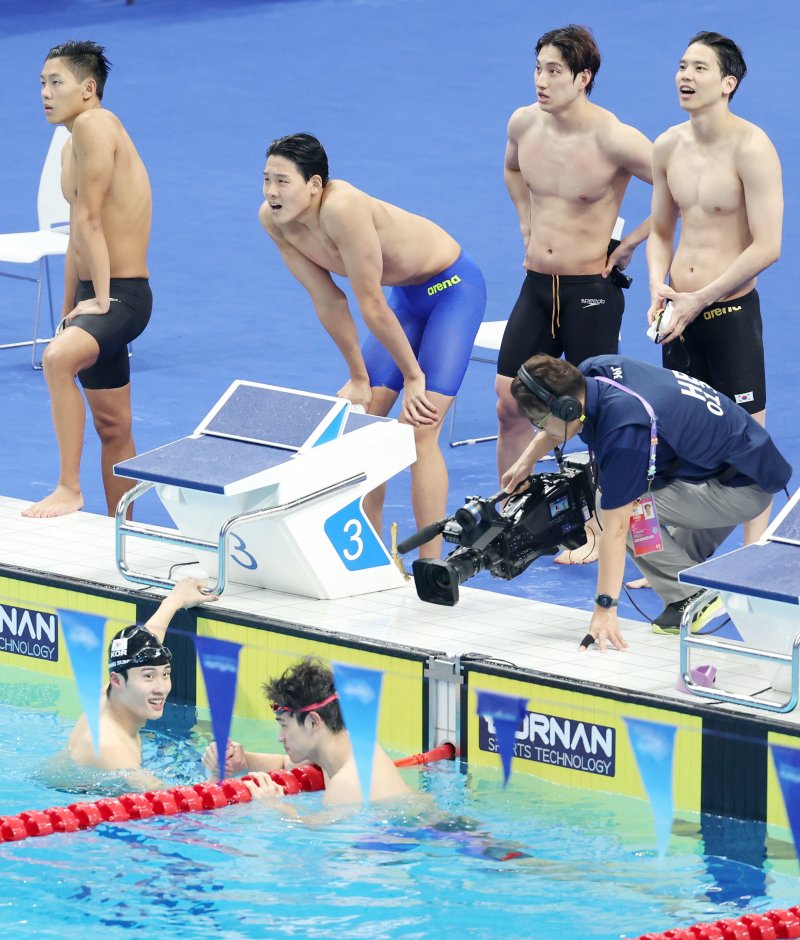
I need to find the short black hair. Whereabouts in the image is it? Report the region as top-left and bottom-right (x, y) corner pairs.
(536, 24), (601, 96)
(46, 40), (111, 100)
(263, 657), (344, 731)
(266, 133), (329, 186)
(687, 31), (747, 100)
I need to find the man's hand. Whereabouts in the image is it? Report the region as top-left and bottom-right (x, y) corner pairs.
(203, 739), (248, 779)
(579, 609), (629, 654)
(172, 577), (219, 609)
(64, 296), (110, 326)
(501, 455), (535, 495)
(242, 771), (285, 802)
(402, 374), (438, 427)
(649, 283), (704, 343)
(337, 377), (372, 410)
(603, 239), (635, 277)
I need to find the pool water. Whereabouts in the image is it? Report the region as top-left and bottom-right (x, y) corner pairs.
(1, 688), (798, 939)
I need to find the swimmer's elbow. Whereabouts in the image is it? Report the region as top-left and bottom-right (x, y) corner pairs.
(73, 209), (104, 236)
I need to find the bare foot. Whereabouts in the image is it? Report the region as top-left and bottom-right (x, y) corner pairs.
(22, 485), (84, 518)
(625, 577), (651, 590)
(554, 543), (598, 565)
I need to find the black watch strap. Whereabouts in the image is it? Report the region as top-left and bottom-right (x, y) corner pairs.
(595, 593), (619, 609)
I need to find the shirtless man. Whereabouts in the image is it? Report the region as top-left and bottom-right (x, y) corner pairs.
(260, 133), (486, 557)
(234, 657), (409, 807)
(498, 25), (652, 563)
(648, 31), (782, 543)
(24, 40), (152, 519)
(65, 579), (216, 789)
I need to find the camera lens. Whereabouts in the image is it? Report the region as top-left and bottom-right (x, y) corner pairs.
(455, 500), (483, 532)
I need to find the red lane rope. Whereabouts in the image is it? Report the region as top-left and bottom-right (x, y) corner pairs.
(634, 907), (800, 939)
(0, 766), (324, 842)
(0, 744), (458, 843)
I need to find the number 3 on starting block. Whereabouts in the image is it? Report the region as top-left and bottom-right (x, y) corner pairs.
(324, 499), (391, 571)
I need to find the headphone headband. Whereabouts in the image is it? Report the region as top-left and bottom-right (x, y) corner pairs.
(516, 364), (583, 423)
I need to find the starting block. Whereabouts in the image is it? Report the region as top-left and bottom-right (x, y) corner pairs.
(678, 488), (800, 713)
(113, 381), (415, 598)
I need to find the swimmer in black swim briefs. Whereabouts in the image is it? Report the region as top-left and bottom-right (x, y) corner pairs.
(68, 278), (152, 389)
(661, 288), (765, 416)
(496, 270), (624, 377)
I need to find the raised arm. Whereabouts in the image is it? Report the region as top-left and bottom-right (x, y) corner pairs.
(322, 195), (437, 426)
(143, 578), (218, 645)
(504, 109), (532, 256)
(68, 112), (113, 313)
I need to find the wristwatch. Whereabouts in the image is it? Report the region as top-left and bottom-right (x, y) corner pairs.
(594, 593), (619, 609)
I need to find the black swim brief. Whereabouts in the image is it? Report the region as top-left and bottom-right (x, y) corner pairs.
(661, 288), (765, 414)
(497, 270), (624, 377)
(70, 278), (152, 390)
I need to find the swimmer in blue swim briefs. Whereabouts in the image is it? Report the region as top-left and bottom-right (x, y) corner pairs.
(260, 133), (486, 557)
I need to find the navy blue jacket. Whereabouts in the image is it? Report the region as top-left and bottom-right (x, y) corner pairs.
(577, 356), (792, 510)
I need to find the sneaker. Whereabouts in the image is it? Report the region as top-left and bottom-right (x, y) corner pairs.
(652, 590), (723, 636)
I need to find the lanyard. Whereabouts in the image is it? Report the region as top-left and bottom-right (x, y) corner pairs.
(594, 377), (658, 488)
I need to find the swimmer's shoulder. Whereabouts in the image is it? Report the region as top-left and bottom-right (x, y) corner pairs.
(507, 103), (541, 139)
(729, 115), (780, 164)
(71, 107), (125, 144)
(653, 122), (689, 158)
(318, 180), (380, 231)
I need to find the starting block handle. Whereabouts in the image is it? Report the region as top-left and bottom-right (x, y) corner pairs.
(679, 592), (800, 713)
(115, 473), (367, 595)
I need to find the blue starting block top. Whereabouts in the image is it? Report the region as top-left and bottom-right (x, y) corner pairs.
(200, 382), (348, 450)
(680, 488), (800, 605)
(115, 435), (291, 494)
(115, 381), (390, 494)
(680, 540), (800, 606)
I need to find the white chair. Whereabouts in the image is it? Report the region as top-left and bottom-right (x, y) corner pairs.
(448, 319), (507, 447)
(0, 126), (71, 369)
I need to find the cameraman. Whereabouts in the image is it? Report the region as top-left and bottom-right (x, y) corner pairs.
(502, 354), (791, 652)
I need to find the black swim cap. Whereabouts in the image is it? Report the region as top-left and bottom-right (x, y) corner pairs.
(108, 625), (172, 673)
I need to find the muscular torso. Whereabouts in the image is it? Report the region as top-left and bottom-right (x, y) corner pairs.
(664, 119), (755, 299)
(63, 110), (152, 280)
(268, 181), (460, 285)
(515, 104), (632, 274)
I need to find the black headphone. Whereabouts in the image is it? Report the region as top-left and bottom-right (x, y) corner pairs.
(516, 364), (584, 422)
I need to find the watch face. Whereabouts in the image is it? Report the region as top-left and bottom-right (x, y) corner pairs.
(596, 594), (616, 608)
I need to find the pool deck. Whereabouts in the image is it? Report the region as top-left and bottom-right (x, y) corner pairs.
(2, 494), (798, 729)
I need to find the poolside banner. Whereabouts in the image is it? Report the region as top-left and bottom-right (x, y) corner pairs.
(770, 744), (800, 861)
(195, 635), (242, 772)
(624, 717), (676, 858)
(476, 690), (529, 786)
(332, 661), (383, 804)
(58, 608), (107, 757)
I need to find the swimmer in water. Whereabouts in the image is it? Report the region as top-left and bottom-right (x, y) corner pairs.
(59, 578), (217, 790)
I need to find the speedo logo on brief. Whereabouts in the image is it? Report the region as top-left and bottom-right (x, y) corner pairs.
(581, 298), (605, 308)
(427, 274), (462, 296)
(703, 304), (742, 320)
